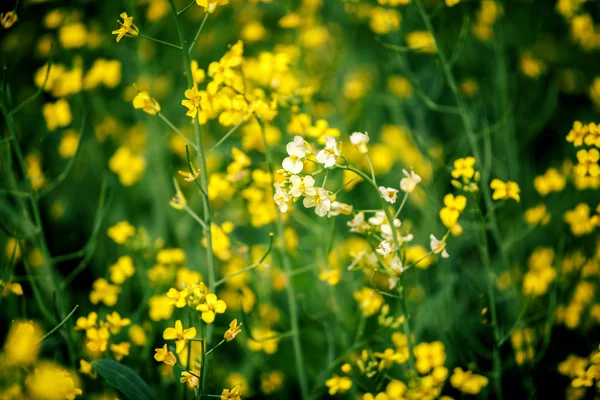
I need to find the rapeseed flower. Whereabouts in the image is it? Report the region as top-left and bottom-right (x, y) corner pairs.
(112, 12), (139, 42)
(163, 320), (197, 353)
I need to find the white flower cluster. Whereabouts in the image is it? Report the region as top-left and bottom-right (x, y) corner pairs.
(273, 135), (351, 217)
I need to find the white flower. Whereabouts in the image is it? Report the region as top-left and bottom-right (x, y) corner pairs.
(389, 256), (404, 274)
(400, 233), (414, 243)
(368, 211), (386, 226)
(347, 212), (369, 233)
(289, 175), (317, 198)
(376, 240), (392, 257)
(379, 186), (398, 204)
(302, 187), (331, 217)
(273, 183), (290, 213)
(282, 136), (306, 174)
(430, 234), (449, 258)
(315, 136), (340, 168)
(350, 131), (369, 154)
(328, 201), (353, 217)
(388, 277), (399, 290)
(400, 169), (422, 193)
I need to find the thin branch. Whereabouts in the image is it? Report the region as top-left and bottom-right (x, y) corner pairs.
(11, 45), (54, 115)
(37, 305), (79, 344)
(188, 13), (209, 54)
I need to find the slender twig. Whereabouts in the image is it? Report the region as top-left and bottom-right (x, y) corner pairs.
(158, 113), (198, 150)
(37, 305), (79, 344)
(138, 33), (182, 50)
(177, 0), (196, 16)
(207, 117), (247, 154)
(214, 234), (273, 287)
(11, 45), (53, 115)
(189, 13), (209, 55)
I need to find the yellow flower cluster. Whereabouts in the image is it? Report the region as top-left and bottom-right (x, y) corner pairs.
(522, 247), (556, 296)
(75, 311), (132, 361)
(558, 346), (600, 389)
(108, 146), (146, 186)
(472, 0), (503, 41)
(511, 328), (535, 365)
(451, 156), (479, 192)
(564, 203), (599, 236)
(556, 281), (596, 329)
(450, 367), (489, 395)
(533, 167), (566, 196)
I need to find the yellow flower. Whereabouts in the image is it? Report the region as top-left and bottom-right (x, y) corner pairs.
(43, 99), (72, 131)
(75, 312), (98, 331)
(374, 348), (408, 370)
(110, 342), (131, 361)
(58, 130), (80, 158)
(450, 367), (489, 395)
(221, 385), (241, 400)
(1, 11), (18, 29)
(129, 324), (148, 345)
(182, 86), (203, 120)
(180, 369), (201, 388)
(406, 31), (436, 53)
(149, 294), (174, 321)
(133, 91), (161, 115)
(451, 157), (476, 181)
(107, 221), (136, 244)
(112, 12), (139, 42)
(109, 255), (136, 284)
(163, 319), (197, 353)
(3, 321), (43, 365)
(446, 0), (460, 6)
(196, 293), (227, 323)
(439, 194), (467, 228)
(575, 148), (600, 177)
(167, 288), (189, 310)
(196, 0), (229, 14)
(89, 278), (121, 306)
(106, 311), (132, 334)
(154, 344), (177, 366)
(353, 287), (384, 317)
(224, 319), (242, 341)
(26, 361), (83, 400)
(318, 269), (341, 286)
(414, 341), (446, 374)
(524, 204), (551, 226)
(59, 22), (88, 48)
(490, 179), (520, 202)
(247, 327), (280, 354)
(387, 75), (413, 98)
(564, 203), (597, 236)
(170, 188), (188, 211)
(260, 371), (284, 394)
(108, 146), (146, 186)
(79, 359), (97, 379)
(0, 279), (23, 297)
(86, 326), (110, 353)
(325, 375), (353, 395)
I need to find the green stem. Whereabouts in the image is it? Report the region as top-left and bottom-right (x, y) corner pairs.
(259, 121), (309, 400)
(139, 33), (182, 50)
(213, 234), (273, 287)
(37, 305), (78, 344)
(207, 117), (246, 154)
(189, 14), (209, 55)
(158, 112), (198, 150)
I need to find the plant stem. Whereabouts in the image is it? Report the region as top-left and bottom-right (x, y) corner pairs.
(139, 33), (182, 50)
(259, 121), (309, 400)
(189, 14), (209, 54)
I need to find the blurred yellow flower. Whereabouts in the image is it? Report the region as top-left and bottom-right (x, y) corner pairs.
(112, 12), (139, 42)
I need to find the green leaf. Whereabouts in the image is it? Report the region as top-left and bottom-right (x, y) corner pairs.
(92, 359), (159, 400)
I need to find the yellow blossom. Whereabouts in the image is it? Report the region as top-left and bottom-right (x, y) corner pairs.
(110, 342), (131, 361)
(112, 12), (139, 42)
(196, 0), (229, 14)
(353, 287), (384, 317)
(154, 344), (177, 366)
(133, 91), (161, 115)
(3, 321), (43, 365)
(180, 369), (201, 389)
(26, 361), (82, 400)
(163, 319), (197, 353)
(107, 221), (136, 244)
(325, 375), (353, 395)
(109, 255), (136, 284)
(106, 311), (132, 334)
(1, 11), (18, 29)
(196, 293), (227, 323)
(224, 319), (242, 341)
(79, 359), (97, 379)
(89, 278), (121, 306)
(490, 179), (520, 202)
(450, 367), (489, 395)
(221, 385), (241, 400)
(58, 130), (80, 158)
